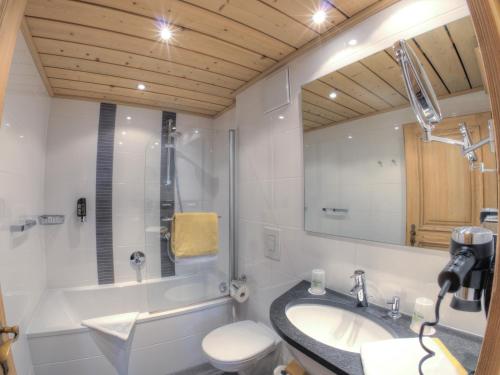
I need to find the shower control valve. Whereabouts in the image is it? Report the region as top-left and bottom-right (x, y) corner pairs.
(130, 251), (146, 269)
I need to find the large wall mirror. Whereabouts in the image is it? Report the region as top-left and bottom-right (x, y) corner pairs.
(302, 16), (497, 249)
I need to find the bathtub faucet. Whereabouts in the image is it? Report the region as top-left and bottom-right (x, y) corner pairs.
(130, 251), (146, 282)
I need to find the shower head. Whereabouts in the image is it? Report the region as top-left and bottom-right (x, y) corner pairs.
(168, 130), (182, 139)
(166, 119), (182, 139)
(394, 39), (442, 134)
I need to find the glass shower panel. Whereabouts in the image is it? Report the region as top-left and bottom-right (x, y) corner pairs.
(144, 127), (231, 312)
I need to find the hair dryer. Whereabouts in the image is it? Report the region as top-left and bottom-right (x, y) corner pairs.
(418, 226), (495, 374)
(438, 226), (495, 313)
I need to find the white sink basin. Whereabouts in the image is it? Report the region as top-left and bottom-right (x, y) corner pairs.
(286, 303), (394, 353)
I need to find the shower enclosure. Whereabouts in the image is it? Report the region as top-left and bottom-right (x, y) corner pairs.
(144, 121), (235, 312)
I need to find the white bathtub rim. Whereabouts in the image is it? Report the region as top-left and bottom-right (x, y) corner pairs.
(27, 296), (232, 339)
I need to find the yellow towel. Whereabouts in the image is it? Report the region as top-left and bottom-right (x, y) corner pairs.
(171, 212), (219, 258)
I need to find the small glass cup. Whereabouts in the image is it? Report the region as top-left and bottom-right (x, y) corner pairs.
(309, 269), (326, 295)
(410, 297), (436, 335)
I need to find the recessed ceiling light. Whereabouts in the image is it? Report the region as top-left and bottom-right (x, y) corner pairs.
(312, 10), (327, 25)
(348, 135), (353, 139)
(121, 131), (127, 135)
(160, 26), (173, 41)
(394, 126), (400, 130)
(118, 141), (123, 145)
(126, 116), (132, 121)
(19, 135), (24, 139)
(194, 130), (200, 134)
(278, 115), (285, 120)
(329, 92), (337, 99)
(155, 142), (159, 146)
(137, 83), (146, 90)
(347, 39), (358, 46)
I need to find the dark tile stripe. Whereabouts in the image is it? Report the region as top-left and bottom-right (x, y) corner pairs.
(96, 102), (116, 284)
(160, 111), (176, 277)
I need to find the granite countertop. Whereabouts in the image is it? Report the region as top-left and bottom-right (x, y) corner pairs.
(269, 281), (482, 375)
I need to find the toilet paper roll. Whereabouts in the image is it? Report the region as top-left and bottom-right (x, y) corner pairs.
(230, 281), (249, 303)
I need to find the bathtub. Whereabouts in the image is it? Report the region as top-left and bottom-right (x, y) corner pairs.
(27, 273), (233, 375)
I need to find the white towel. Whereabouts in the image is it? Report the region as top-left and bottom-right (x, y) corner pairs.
(82, 312), (139, 341)
(360, 338), (467, 375)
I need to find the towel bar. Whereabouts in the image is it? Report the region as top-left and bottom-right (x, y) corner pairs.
(161, 215), (222, 222)
(322, 208), (349, 214)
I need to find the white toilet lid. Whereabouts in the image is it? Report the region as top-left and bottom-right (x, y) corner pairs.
(202, 321), (277, 364)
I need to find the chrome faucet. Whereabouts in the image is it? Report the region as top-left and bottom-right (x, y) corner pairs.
(350, 270), (369, 307)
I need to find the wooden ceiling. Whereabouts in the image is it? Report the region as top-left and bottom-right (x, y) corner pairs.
(302, 16), (486, 131)
(22, 0), (398, 117)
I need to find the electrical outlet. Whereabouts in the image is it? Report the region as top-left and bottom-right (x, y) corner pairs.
(264, 226), (280, 261)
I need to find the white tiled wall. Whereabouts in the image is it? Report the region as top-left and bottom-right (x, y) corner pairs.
(0, 33), (51, 375)
(44, 102), (219, 287)
(44, 98), (99, 288)
(232, 0), (488, 336)
(113, 106), (162, 283)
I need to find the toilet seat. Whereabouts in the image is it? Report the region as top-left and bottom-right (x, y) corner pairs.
(202, 320), (279, 372)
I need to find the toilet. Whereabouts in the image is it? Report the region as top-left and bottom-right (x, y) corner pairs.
(202, 320), (280, 374)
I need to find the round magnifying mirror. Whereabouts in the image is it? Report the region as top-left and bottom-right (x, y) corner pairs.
(394, 39), (442, 135)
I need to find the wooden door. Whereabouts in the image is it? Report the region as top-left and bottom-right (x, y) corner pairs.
(404, 112), (496, 249)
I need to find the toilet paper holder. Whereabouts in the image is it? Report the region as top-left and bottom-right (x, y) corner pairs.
(231, 275), (247, 291)
(230, 275), (249, 303)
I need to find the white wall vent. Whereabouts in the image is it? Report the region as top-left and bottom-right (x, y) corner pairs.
(263, 67), (290, 113)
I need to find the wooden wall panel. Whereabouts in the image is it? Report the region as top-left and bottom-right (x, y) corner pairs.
(182, 0), (318, 47)
(447, 17), (483, 88)
(49, 78), (222, 114)
(259, 0), (346, 33)
(20, 0), (398, 116)
(0, 0), (27, 119)
(25, 0), (275, 72)
(339, 62), (408, 107)
(333, 0), (379, 17)
(40, 55), (234, 99)
(466, 1), (500, 374)
(321, 71), (391, 111)
(415, 27), (470, 92)
(34, 38), (244, 90)
(79, 0), (295, 61)
(26, 18), (257, 81)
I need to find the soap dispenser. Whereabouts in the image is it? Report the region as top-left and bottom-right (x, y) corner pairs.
(77, 198), (87, 223)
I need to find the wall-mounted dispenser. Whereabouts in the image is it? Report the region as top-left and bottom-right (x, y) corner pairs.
(77, 198), (87, 223)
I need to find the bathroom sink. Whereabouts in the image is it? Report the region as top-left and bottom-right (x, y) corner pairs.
(285, 303), (394, 353)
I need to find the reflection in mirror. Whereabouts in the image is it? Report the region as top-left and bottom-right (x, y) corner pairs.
(302, 16), (497, 249)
